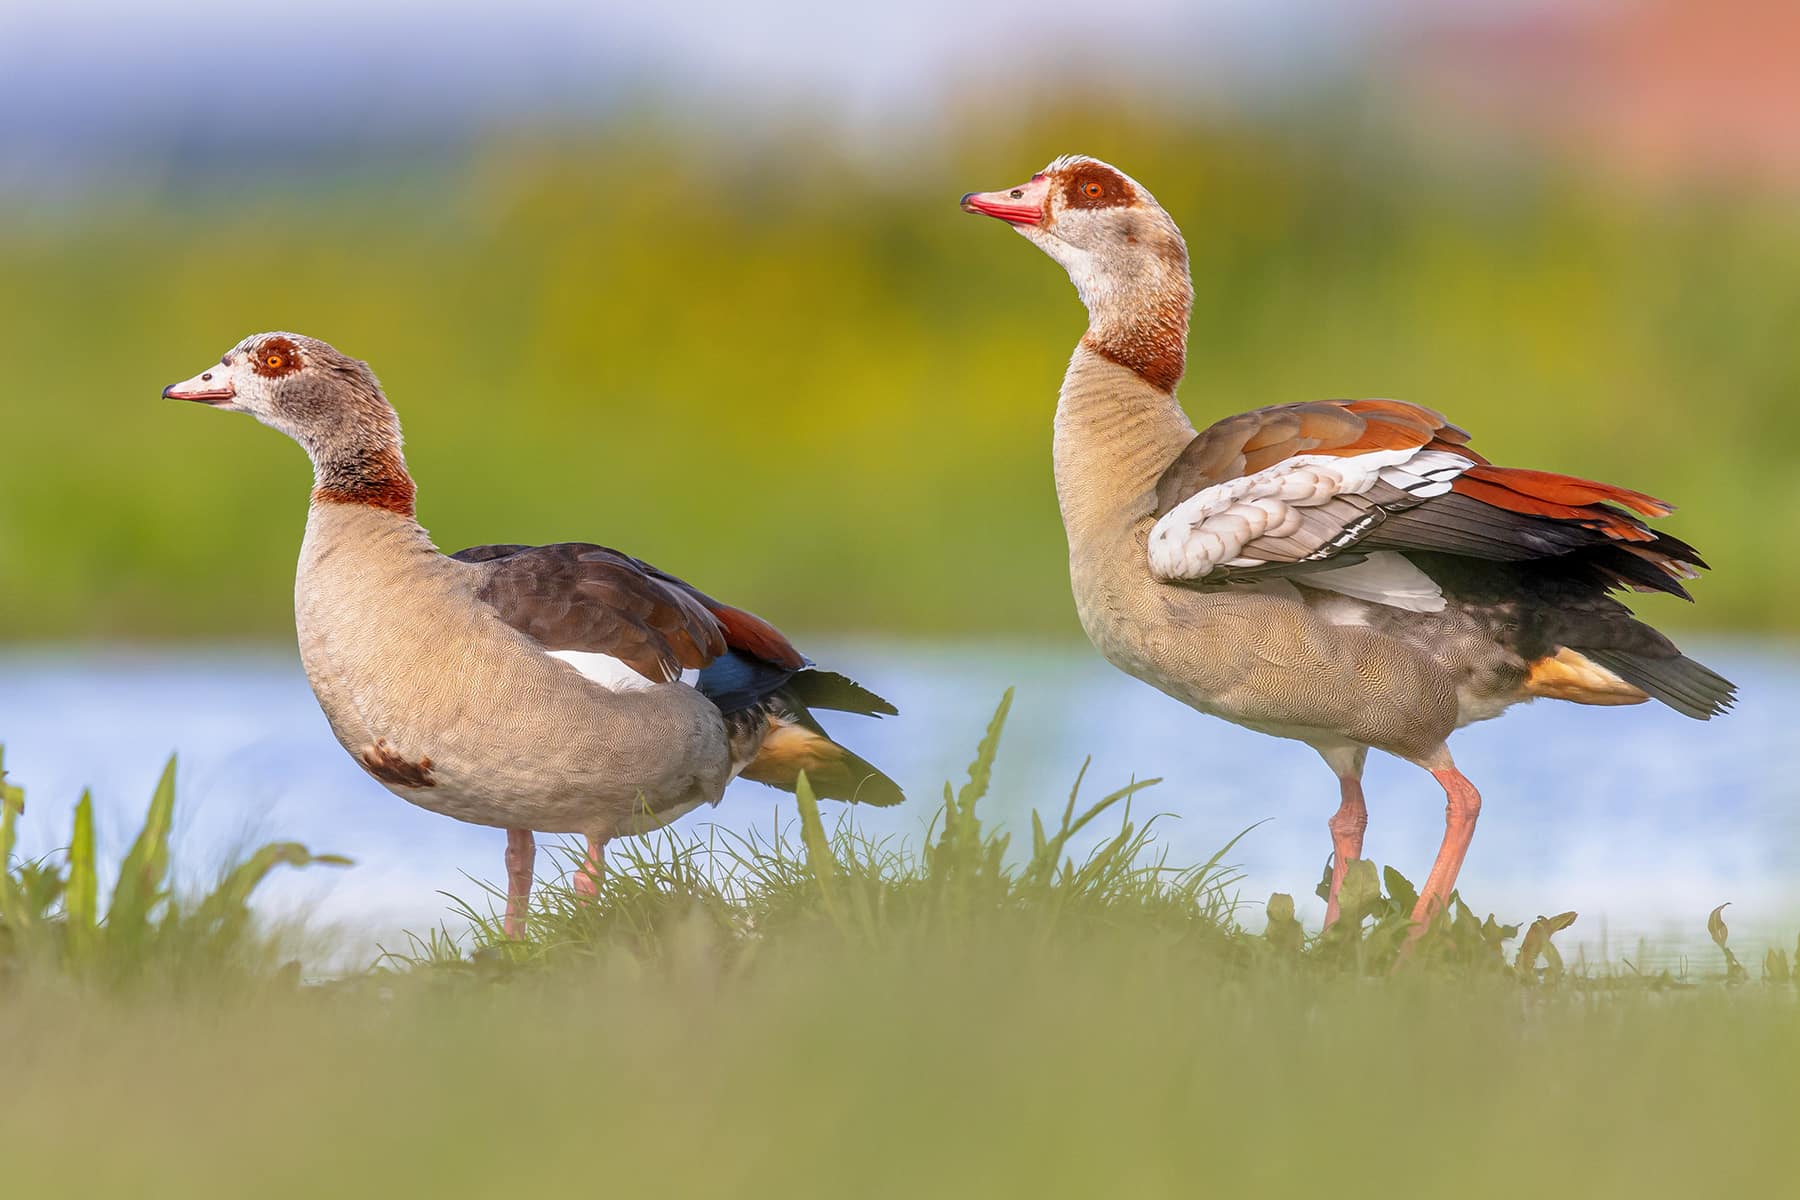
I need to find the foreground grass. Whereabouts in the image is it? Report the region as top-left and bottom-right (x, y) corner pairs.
(7, 933), (1797, 1197)
(4, 702), (1797, 1197)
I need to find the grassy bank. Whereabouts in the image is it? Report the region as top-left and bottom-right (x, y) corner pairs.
(8, 932), (1798, 1198)
(5, 106), (1800, 642)
(4, 703), (1797, 1197)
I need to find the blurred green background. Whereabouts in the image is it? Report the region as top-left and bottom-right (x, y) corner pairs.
(4, 2), (1798, 644)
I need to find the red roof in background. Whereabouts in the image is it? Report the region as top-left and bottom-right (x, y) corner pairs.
(1404, 0), (1800, 189)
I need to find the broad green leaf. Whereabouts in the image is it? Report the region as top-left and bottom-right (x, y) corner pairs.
(1707, 903), (1731, 949)
(1337, 859), (1381, 925)
(1264, 892), (1303, 955)
(1516, 912), (1577, 981)
(1382, 867), (1418, 916)
(1707, 903), (1747, 984)
(1484, 916), (1522, 943)
(1539, 939), (1565, 984)
(17, 862), (66, 918)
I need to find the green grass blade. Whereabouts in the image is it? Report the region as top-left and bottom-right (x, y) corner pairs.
(193, 842), (352, 931)
(1, 747), (29, 932)
(929, 690), (1014, 882)
(1, 746), (23, 866)
(108, 754), (179, 935)
(66, 789), (98, 934)
(955, 688), (1013, 817)
(793, 772), (846, 930)
(1024, 776), (1161, 888)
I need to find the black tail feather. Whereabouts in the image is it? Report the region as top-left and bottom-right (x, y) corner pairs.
(784, 669), (898, 717)
(1581, 649), (1737, 721)
(1370, 493), (1701, 599)
(800, 742), (906, 807)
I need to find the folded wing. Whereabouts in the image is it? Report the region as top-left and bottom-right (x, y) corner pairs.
(448, 541), (905, 801)
(1148, 398), (1705, 608)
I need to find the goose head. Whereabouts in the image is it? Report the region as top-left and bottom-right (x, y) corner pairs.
(961, 155), (1188, 312)
(165, 332), (415, 512)
(163, 332), (400, 456)
(962, 156), (1192, 392)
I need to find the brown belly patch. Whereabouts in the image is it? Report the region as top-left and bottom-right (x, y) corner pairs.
(358, 738), (437, 788)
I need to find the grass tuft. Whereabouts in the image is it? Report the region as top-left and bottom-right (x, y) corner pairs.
(0, 744), (349, 991)
(386, 694), (1783, 993)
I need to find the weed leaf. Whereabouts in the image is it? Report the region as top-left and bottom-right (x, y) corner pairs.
(109, 755), (178, 935)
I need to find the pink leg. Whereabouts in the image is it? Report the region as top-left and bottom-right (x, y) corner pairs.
(1407, 767), (1483, 939)
(1323, 776), (1368, 928)
(573, 832), (607, 901)
(504, 828), (535, 939)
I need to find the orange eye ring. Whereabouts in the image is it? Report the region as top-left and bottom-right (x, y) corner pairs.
(265, 354), (284, 369)
(1081, 181), (1103, 199)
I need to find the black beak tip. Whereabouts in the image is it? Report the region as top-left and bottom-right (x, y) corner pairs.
(959, 192), (975, 207)
(160, 384), (176, 399)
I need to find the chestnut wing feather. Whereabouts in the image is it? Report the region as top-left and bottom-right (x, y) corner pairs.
(1154, 399), (1470, 515)
(1151, 400), (1474, 580)
(1152, 398), (1701, 598)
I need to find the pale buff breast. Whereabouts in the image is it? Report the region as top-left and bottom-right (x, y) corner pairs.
(1076, 538), (1468, 761)
(1051, 358), (1469, 762)
(295, 503), (735, 832)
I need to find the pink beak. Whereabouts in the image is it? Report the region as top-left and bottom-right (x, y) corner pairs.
(960, 173), (1049, 226)
(162, 365), (236, 405)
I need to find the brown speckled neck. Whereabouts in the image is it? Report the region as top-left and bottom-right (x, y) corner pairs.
(1082, 320), (1186, 394)
(1080, 236), (1191, 395)
(311, 443), (417, 517)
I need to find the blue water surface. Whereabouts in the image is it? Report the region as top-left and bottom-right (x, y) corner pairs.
(2, 640), (1795, 969)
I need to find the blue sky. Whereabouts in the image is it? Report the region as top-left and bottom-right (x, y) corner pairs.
(1, 0), (1384, 152)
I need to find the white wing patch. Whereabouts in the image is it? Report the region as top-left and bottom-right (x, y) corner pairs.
(549, 650), (701, 692)
(1147, 448), (1472, 588)
(1303, 552), (1446, 613)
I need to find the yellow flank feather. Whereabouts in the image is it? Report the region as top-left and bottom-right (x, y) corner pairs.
(740, 720), (842, 789)
(1524, 648), (1648, 706)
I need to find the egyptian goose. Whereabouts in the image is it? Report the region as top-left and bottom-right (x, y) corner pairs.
(962, 157), (1734, 934)
(162, 333), (901, 936)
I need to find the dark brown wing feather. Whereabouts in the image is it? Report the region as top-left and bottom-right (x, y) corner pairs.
(449, 543), (909, 779)
(628, 564), (807, 670)
(451, 543), (729, 682)
(452, 542), (811, 679)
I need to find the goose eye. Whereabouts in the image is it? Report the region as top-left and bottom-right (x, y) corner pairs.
(1081, 181), (1103, 199)
(265, 353), (284, 369)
